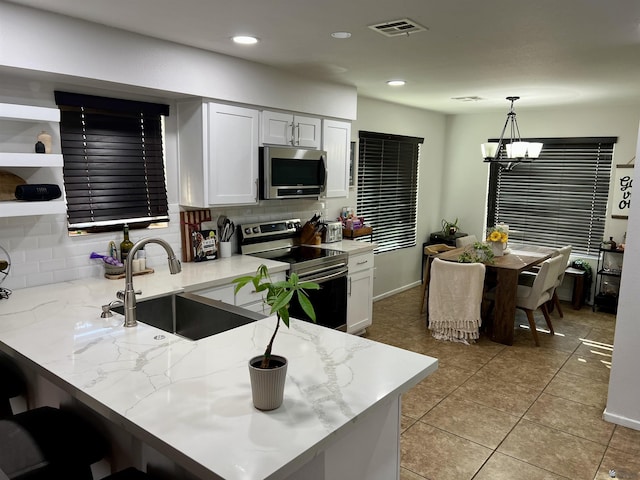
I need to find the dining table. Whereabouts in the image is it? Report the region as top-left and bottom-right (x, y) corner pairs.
(435, 244), (556, 345)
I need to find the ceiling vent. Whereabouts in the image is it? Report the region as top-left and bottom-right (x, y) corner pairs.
(368, 18), (428, 37)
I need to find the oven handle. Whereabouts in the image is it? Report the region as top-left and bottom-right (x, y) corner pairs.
(299, 267), (348, 284)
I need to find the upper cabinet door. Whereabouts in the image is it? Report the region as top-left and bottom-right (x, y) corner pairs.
(322, 119), (351, 198)
(207, 103), (259, 205)
(261, 111), (293, 146)
(261, 110), (321, 149)
(294, 115), (321, 148)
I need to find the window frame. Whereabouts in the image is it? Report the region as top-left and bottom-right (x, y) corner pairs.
(486, 137), (617, 256)
(356, 131), (423, 253)
(55, 91), (170, 232)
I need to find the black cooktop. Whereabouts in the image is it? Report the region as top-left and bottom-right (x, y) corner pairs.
(249, 245), (344, 265)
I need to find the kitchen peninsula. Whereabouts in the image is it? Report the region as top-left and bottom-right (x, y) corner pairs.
(0, 252), (437, 479)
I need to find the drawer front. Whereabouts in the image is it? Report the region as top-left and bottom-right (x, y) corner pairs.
(348, 251), (374, 273)
(193, 284), (235, 304)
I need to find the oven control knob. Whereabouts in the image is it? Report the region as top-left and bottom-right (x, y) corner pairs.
(286, 222), (293, 229)
(244, 227), (252, 235)
(253, 227), (260, 233)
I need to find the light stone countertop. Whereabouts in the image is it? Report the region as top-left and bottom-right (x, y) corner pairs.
(0, 251), (436, 480)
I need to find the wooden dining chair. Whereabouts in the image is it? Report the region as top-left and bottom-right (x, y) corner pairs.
(428, 258), (486, 343)
(514, 255), (567, 346)
(420, 244), (455, 314)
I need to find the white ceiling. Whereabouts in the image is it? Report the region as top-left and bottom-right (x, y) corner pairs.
(6, 0), (640, 114)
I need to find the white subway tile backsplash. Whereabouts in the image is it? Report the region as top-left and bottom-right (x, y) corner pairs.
(0, 201), (336, 292)
(0, 205), (182, 291)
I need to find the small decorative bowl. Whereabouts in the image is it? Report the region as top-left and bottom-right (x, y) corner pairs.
(104, 263), (125, 276)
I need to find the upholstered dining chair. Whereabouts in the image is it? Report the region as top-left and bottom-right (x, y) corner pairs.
(428, 258), (486, 343)
(514, 254), (567, 346)
(519, 245), (572, 318)
(420, 243), (455, 313)
(455, 234), (478, 248)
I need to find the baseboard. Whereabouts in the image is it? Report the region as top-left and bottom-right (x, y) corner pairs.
(373, 281), (422, 302)
(603, 408), (640, 430)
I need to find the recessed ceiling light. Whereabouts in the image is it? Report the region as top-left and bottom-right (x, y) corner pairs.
(232, 35), (259, 45)
(386, 80), (406, 86)
(331, 31), (352, 39)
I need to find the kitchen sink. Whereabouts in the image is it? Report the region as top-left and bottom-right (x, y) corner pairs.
(112, 292), (265, 340)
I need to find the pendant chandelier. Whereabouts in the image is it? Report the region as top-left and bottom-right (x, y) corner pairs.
(481, 96), (542, 171)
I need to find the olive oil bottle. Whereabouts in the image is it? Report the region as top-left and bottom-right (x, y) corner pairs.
(120, 224), (134, 262)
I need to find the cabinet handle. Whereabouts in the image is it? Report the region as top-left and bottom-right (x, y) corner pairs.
(289, 122), (295, 145)
(356, 260), (368, 265)
(293, 122), (300, 145)
(348, 276), (352, 296)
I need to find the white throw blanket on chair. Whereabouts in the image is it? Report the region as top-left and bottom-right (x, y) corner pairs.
(428, 258), (486, 344)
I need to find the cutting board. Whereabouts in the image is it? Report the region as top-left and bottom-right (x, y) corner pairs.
(0, 170), (26, 201)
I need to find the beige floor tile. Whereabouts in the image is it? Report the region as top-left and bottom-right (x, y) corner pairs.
(524, 393), (615, 445)
(400, 467), (427, 480)
(560, 350), (611, 383)
(594, 446), (640, 480)
(498, 420), (606, 479)
(402, 365), (473, 419)
(473, 452), (568, 480)
(421, 396), (519, 449)
(495, 344), (571, 369)
(544, 370), (609, 410)
(401, 422), (492, 480)
(474, 355), (559, 391)
(451, 374), (541, 417)
(609, 425), (640, 455)
(401, 414), (418, 433)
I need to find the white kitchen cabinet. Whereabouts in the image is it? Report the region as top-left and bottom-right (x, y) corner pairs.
(347, 250), (374, 334)
(0, 103), (66, 217)
(192, 271), (286, 313)
(192, 283), (235, 304)
(178, 100), (259, 207)
(261, 110), (321, 148)
(322, 119), (351, 198)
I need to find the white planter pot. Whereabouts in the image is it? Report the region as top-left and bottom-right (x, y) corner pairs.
(248, 355), (288, 410)
(490, 241), (505, 257)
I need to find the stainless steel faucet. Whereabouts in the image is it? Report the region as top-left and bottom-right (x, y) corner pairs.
(117, 237), (182, 327)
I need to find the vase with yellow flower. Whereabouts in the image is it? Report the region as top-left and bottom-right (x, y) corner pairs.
(486, 225), (509, 256)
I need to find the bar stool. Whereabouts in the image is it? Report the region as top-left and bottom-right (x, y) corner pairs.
(0, 352), (26, 419)
(0, 405), (108, 479)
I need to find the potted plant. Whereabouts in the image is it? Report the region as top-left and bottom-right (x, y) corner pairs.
(458, 241), (495, 264)
(232, 264), (319, 410)
(441, 218), (460, 236)
(485, 225), (509, 256)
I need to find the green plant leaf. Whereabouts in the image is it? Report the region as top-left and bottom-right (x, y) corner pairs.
(296, 290), (316, 322)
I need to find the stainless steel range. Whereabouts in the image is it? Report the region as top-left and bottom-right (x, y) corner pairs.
(240, 218), (348, 331)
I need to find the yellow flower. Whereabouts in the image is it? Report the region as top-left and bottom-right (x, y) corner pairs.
(488, 231), (502, 242)
(486, 225), (509, 243)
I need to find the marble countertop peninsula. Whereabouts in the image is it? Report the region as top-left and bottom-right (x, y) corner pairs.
(0, 251), (436, 479)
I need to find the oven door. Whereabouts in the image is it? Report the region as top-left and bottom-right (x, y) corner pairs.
(289, 266), (348, 331)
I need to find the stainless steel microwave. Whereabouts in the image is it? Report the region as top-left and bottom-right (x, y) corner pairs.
(260, 146), (327, 200)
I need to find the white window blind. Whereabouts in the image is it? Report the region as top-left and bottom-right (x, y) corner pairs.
(487, 137), (616, 256)
(55, 91), (170, 230)
(357, 131), (423, 253)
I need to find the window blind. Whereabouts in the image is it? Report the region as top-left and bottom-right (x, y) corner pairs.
(55, 91), (170, 230)
(487, 137), (616, 256)
(357, 131), (423, 253)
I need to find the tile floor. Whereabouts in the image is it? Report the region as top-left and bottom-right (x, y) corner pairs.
(363, 286), (640, 480)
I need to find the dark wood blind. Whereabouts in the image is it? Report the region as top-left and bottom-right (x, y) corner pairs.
(487, 137), (616, 256)
(357, 131), (423, 253)
(55, 91), (170, 229)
